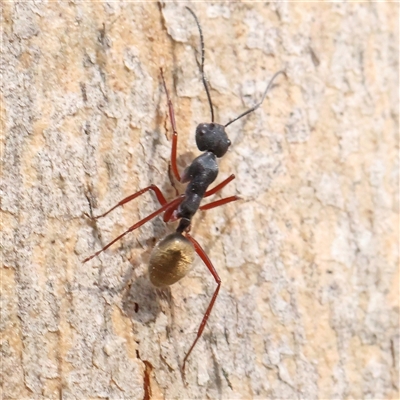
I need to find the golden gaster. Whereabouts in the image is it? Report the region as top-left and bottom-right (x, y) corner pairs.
(148, 233), (195, 287)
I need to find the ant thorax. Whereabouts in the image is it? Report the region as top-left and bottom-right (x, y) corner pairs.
(175, 152), (219, 232)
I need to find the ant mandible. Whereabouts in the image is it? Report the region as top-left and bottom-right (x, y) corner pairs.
(83, 6), (285, 378)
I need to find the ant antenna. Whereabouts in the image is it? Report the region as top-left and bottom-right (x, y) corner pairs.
(224, 70), (286, 128)
(186, 7), (215, 123)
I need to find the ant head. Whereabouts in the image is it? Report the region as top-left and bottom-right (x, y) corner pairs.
(195, 123), (231, 158)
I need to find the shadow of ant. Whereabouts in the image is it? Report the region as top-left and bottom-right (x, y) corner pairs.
(121, 272), (165, 324)
(113, 244), (174, 326)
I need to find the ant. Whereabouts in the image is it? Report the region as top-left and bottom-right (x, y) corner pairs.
(83, 7), (285, 379)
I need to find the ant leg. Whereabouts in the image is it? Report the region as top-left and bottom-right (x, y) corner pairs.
(200, 195), (240, 211)
(163, 199), (181, 223)
(83, 195), (184, 263)
(161, 180), (239, 223)
(160, 68), (181, 182)
(93, 185), (168, 219)
(181, 233), (221, 378)
(204, 174), (235, 197)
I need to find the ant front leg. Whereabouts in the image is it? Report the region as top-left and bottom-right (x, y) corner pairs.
(160, 68), (181, 182)
(181, 233), (221, 379)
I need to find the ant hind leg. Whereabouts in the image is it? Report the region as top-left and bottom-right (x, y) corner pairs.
(180, 233), (221, 380)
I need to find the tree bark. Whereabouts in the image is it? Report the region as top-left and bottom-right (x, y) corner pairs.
(1, 1), (398, 399)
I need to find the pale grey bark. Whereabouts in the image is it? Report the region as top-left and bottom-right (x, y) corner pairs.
(1, 1), (398, 399)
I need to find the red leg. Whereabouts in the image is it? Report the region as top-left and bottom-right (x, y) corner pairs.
(181, 233), (221, 379)
(94, 185), (168, 219)
(200, 195), (240, 211)
(83, 195), (184, 263)
(163, 199), (181, 223)
(204, 174), (235, 197)
(160, 68), (181, 182)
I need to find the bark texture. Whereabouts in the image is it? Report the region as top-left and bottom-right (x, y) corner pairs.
(1, 1), (399, 399)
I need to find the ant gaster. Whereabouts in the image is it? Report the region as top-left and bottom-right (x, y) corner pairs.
(83, 7), (285, 379)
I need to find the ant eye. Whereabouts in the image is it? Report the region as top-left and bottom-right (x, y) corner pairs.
(227, 140), (231, 146)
